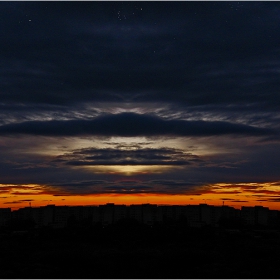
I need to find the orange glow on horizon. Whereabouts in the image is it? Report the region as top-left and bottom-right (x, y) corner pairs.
(1, 182), (280, 210)
(1, 193), (280, 211)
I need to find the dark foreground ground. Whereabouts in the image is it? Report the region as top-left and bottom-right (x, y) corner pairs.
(1, 222), (280, 278)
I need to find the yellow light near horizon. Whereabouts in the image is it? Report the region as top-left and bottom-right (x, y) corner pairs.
(83, 165), (176, 175)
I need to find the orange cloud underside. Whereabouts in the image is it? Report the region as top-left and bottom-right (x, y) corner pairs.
(1, 182), (280, 210)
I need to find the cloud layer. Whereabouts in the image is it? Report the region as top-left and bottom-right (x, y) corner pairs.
(54, 147), (202, 166)
(0, 113), (275, 137)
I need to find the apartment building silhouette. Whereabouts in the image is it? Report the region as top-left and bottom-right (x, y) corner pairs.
(0, 203), (279, 229)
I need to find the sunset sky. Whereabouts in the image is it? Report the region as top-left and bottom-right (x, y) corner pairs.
(1, 1), (280, 210)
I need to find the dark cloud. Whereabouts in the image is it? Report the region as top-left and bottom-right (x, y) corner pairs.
(45, 179), (206, 195)
(265, 197), (280, 202)
(3, 201), (22, 204)
(0, 185), (39, 191)
(54, 147), (201, 166)
(104, 185), (152, 194)
(53, 180), (109, 187)
(0, 113), (275, 137)
(150, 180), (201, 187)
